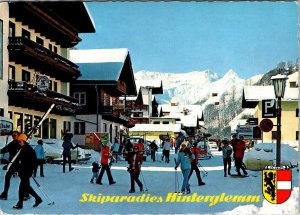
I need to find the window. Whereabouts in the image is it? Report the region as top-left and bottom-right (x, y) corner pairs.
(36, 36), (44, 46)
(24, 114), (32, 134)
(50, 119), (57, 138)
(8, 111), (12, 119)
(49, 80), (52, 90)
(74, 122), (85, 135)
(14, 112), (23, 133)
(53, 46), (57, 53)
(163, 121), (169, 124)
(22, 29), (30, 39)
(74, 92), (86, 105)
(133, 112), (143, 117)
(296, 108), (299, 117)
(296, 131), (299, 141)
(0, 20), (2, 79)
(115, 126), (118, 138)
(42, 118), (49, 139)
(103, 123), (107, 132)
(153, 121), (160, 124)
(34, 116), (41, 137)
(54, 81), (58, 92)
(0, 108), (4, 117)
(9, 65), (15, 81)
(290, 82), (297, 88)
(9, 21), (15, 37)
(22, 70), (30, 82)
(49, 44), (53, 51)
(63, 121), (71, 133)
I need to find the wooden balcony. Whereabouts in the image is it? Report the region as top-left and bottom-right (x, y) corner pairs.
(8, 80), (81, 115)
(8, 37), (80, 81)
(101, 105), (131, 124)
(9, 2), (81, 48)
(132, 117), (149, 124)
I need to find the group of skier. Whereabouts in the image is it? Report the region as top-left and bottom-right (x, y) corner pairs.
(0, 131), (43, 209)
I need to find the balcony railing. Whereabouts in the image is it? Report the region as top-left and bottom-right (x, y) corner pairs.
(100, 105), (131, 121)
(8, 80), (80, 109)
(8, 37), (80, 78)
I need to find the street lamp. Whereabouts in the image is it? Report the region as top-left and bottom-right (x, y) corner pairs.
(271, 74), (288, 167)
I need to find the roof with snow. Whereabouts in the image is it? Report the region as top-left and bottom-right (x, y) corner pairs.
(158, 104), (204, 127)
(243, 72), (299, 108)
(135, 80), (163, 94)
(69, 49), (137, 96)
(129, 123), (181, 132)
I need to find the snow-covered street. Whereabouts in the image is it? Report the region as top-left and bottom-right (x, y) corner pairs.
(0, 148), (299, 214)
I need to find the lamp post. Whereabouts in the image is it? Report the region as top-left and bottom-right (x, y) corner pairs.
(271, 74), (288, 167)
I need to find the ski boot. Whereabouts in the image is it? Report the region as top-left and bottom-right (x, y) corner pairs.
(13, 201), (23, 209)
(33, 197), (42, 208)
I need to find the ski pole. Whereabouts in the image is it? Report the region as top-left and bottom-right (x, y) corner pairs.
(198, 163), (208, 177)
(31, 177), (54, 205)
(140, 171), (148, 191)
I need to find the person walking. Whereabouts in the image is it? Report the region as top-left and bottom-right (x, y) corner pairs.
(62, 135), (77, 173)
(124, 138), (133, 162)
(175, 142), (195, 194)
(13, 133), (42, 209)
(0, 131), (22, 200)
(163, 137), (171, 163)
(234, 136), (248, 176)
(128, 146), (143, 193)
(220, 139), (233, 177)
(188, 142), (205, 186)
(96, 143), (116, 185)
(34, 139), (45, 177)
(90, 162), (100, 183)
(111, 137), (120, 163)
(149, 140), (158, 162)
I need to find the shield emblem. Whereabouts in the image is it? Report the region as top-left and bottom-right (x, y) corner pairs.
(262, 169), (292, 204)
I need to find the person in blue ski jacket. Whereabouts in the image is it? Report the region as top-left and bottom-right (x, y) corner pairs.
(34, 140), (45, 177)
(175, 142), (195, 194)
(62, 135), (77, 173)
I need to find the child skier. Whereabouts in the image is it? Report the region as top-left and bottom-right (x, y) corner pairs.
(90, 162), (100, 183)
(220, 139), (232, 177)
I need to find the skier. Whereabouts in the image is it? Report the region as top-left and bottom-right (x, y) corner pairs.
(34, 139), (45, 177)
(13, 133), (42, 209)
(96, 143), (116, 185)
(90, 162), (100, 183)
(175, 133), (184, 153)
(175, 142), (195, 194)
(220, 139), (232, 177)
(230, 134), (238, 158)
(163, 137), (171, 163)
(124, 138), (133, 162)
(62, 135), (78, 173)
(111, 137), (120, 163)
(128, 145), (143, 193)
(188, 142), (205, 186)
(0, 131), (29, 200)
(149, 140), (158, 162)
(234, 136), (248, 176)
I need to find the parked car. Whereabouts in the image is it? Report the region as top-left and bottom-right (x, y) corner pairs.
(29, 139), (91, 164)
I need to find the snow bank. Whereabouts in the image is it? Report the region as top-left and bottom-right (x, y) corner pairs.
(218, 187), (299, 215)
(244, 143), (299, 167)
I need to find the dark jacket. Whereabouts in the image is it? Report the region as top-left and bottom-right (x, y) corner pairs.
(62, 140), (76, 156)
(0, 140), (21, 162)
(149, 142), (158, 152)
(92, 162), (100, 173)
(128, 151), (143, 173)
(17, 142), (36, 177)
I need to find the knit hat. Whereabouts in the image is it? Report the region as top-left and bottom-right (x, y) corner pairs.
(18, 133), (27, 142)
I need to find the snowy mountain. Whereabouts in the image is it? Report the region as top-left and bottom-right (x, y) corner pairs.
(134, 69), (263, 106)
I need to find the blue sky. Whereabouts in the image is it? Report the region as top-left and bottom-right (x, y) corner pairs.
(77, 2), (298, 79)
